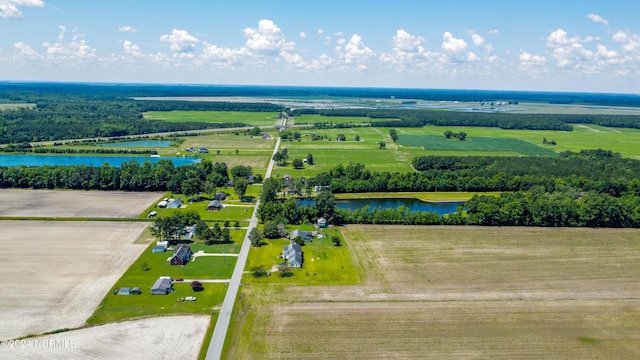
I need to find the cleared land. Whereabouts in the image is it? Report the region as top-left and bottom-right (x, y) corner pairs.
(0, 189), (164, 218)
(226, 226), (640, 359)
(6, 316), (209, 359)
(0, 220), (150, 340)
(143, 110), (281, 126)
(399, 134), (557, 156)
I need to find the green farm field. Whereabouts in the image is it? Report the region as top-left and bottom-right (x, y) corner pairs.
(143, 110), (281, 126)
(399, 134), (557, 156)
(225, 225), (640, 359)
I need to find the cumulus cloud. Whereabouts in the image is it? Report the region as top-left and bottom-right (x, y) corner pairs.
(612, 30), (640, 52)
(441, 32), (467, 53)
(198, 42), (251, 66)
(299, 32), (306, 39)
(160, 29), (199, 57)
(14, 40), (42, 60)
(380, 29), (432, 71)
(546, 28), (594, 68)
(0, 0), (44, 19)
(487, 29), (499, 35)
(337, 34), (375, 65)
(122, 40), (143, 57)
(41, 25), (97, 62)
(587, 13), (608, 25)
(118, 25), (137, 33)
(244, 19), (294, 52)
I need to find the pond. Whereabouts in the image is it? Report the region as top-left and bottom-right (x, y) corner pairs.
(101, 140), (173, 147)
(0, 154), (201, 167)
(299, 198), (464, 215)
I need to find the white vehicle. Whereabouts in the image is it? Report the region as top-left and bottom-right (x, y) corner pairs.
(185, 296), (196, 301)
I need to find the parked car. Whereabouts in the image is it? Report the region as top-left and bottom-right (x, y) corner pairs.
(175, 278), (184, 282)
(185, 296), (196, 301)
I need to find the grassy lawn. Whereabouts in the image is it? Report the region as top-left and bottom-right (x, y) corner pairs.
(138, 195), (255, 222)
(143, 110), (281, 126)
(88, 240), (237, 324)
(245, 227), (359, 285)
(292, 114), (378, 125)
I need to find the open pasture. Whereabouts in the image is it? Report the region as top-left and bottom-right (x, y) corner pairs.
(396, 124), (640, 159)
(400, 134), (557, 156)
(292, 114), (379, 125)
(143, 110), (281, 126)
(226, 225), (640, 359)
(0, 220), (150, 340)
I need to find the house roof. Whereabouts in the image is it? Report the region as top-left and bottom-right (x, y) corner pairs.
(283, 242), (303, 266)
(151, 278), (172, 291)
(173, 244), (192, 261)
(289, 229), (313, 241)
(208, 200), (223, 208)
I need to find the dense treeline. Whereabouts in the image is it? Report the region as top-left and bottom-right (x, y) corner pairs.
(0, 90), (280, 144)
(138, 100), (281, 112)
(0, 160), (229, 192)
(298, 108), (640, 131)
(306, 150), (638, 195)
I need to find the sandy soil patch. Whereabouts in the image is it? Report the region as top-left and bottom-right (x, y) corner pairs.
(0, 221), (150, 340)
(3, 316), (210, 360)
(0, 189), (163, 218)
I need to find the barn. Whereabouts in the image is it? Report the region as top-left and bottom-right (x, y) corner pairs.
(150, 278), (173, 295)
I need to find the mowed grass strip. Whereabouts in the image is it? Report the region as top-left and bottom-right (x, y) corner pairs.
(143, 110), (281, 126)
(400, 134), (557, 156)
(225, 225), (640, 359)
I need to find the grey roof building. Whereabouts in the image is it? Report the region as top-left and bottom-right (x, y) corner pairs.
(289, 229), (313, 242)
(282, 242), (303, 268)
(151, 278), (173, 295)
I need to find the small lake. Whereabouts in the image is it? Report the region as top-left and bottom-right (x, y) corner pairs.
(299, 198), (464, 215)
(101, 140), (173, 147)
(0, 154), (201, 167)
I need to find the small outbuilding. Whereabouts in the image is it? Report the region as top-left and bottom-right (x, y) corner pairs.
(317, 217), (328, 228)
(167, 198), (184, 209)
(151, 277), (173, 295)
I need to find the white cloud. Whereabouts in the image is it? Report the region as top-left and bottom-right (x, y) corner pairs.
(587, 13), (608, 25)
(337, 34), (375, 64)
(612, 30), (640, 52)
(487, 29), (499, 35)
(546, 28), (594, 68)
(0, 0), (44, 19)
(380, 29), (433, 71)
(118, 25), (137, 33)
(441, 32), (467, 53)
(244, 19), (294, 52)
(299, 32), (306, 39)
(160, 29), (199, 57)
(123, 40), (143, 57)
(317, 29), (324, 35)
(471, 33), (484, 47)
(41, 26), (97, 62)
(14, 40), (42, 60)
(197, 42), (251, 66)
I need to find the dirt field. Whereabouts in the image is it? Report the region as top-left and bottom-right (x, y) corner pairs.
(0, 220), (150, 340)
(3, 315), (210, 359)
(0, 189), (164, 218)
(227, 226), (640, 359)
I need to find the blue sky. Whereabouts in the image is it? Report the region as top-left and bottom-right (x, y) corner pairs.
(1, 0), (640, 93)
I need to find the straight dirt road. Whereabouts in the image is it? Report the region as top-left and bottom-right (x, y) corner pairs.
(206, 136), (281, 360)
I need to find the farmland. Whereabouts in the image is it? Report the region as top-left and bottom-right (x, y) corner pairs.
(143, 110), (281, 126)
(225, 225), (640, 359)
(0, 220), (150, 340)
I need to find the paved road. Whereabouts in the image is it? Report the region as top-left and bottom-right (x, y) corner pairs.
(206, 136), (281, 360)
